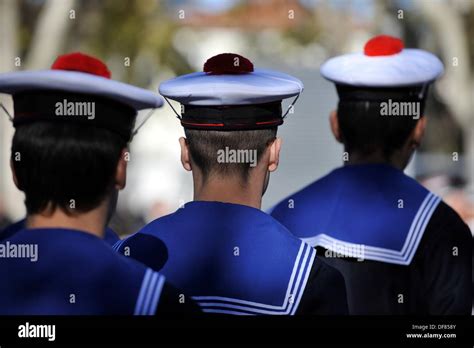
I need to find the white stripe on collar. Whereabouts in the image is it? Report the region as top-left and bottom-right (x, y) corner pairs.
(134, 268), (166, 315)
(302, 192), (441, 266)
(192, 241), (316, 315)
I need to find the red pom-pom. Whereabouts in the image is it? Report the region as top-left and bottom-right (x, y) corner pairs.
(364, 35), (404, 56)
(51, 52), (111, 78)
(203, 53), (254, 75)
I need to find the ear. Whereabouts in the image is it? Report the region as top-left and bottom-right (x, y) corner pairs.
(268, 137), (282, 172)
(114, 148), (128, 190)
(179, 137), (192, 172)
(330, 110), (342, 143)
(10, 159), (21, 190)
(412, 116), (427, 146)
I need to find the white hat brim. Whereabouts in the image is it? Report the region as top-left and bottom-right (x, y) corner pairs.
(320, 49), (444, 87)
(159, 68), (303, 106)
(0, 70), (163, 110)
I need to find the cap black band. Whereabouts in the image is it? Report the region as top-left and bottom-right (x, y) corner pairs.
(180, 102), (283, 131)
(13, 90), (137, 142)
(335, 84), (429, 117)
(336, 84), (429, 102)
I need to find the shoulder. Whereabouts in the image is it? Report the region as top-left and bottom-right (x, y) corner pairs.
(310, 256), (347, 292)
(112, 212), (180, 252)
(62, 238), (162, 314)
(420, 200), (471, 247)
(91, 243), (149, 287)
(296, 255), (349, 315)
(115, 233), (169, 272)
(0, 219), (26, 240)
(104, 227), (120, 245)
(269, 171), (338, 228)
(130, 210), (184, 240)
(99, 253), (168, 315)
(268, 213), (307, 244)
(413, 199), (471, 268)
(411, 200), (472, 314)
(156, 282), (201, 315)
(270, 179), (323, 215)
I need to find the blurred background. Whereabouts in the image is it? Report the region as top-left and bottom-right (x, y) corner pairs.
(0, 0), (473, 235)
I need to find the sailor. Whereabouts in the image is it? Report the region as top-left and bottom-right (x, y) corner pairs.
(0, 52), (198, 315)
(270, 36), (472, 314)
(114, 53), (348, 315)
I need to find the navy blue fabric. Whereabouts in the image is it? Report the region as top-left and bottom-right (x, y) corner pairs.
(0, 219), (120, 246)
(0, 219), (24, 241)
(115, 201), (316, 315)
(0, 228), (164, 315)
(270, 164), (440, 265)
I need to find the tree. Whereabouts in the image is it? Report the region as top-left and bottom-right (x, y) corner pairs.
(417, 0), (474, 185)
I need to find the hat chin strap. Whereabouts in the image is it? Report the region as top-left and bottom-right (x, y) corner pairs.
(282, 93), (301, 119)
(2, 93), (301, 134)
(163, 97), (182, 119)
(130, 107), (159, 141)
(164, 93), (302, 121)
(418, 83), (429, 100)
(0, 102), (13, 122)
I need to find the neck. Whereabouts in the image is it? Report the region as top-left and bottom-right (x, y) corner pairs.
(26, 203), (109, 239)
(345, 151), (408, 170)
(193, 176), (263, 210)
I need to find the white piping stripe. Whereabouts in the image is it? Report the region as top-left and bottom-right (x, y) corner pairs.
(141, 272), (159, 315)
(113, 238), (125, 251)
(194, 244), (316, 315)
(113, 232), (138, 252)
(397, 193), (437, 260)
(309, 198), (439, 264)
(398, 192), (435, 255)
(358, 193), (437, 257)
(134, 268), (152, 315)
(303, 193), (436, 257)
(302, 193), (440, 265)
(196, 245), (310, 314)
(315, 235), (404, 261)
(286, 244), (310, 312)
(403, 195), (440, 264)
(192, 242), (306, 310)
(291, 247), (316, 315)
(147, 274), (166, 315)
(197, 301), (289, 315)
(284, 242), (307, 308)
(364, 194), (439, 262)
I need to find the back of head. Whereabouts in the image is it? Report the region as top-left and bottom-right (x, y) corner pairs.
(336, 85), (427, 159)
(160, 52), (303, 188)
(2, 52), (164, 216)
(320, 35), (444, 162)
(184, 128), (277, 183)
(11, 121), (126, 215)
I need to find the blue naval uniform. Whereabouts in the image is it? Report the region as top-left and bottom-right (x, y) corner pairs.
(0, 219), (120, 245)
(270, 164), (472, 315)
(0, 227), (167, 315)
(114, 201), (348, 315)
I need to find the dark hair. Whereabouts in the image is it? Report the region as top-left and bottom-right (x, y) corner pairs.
(184, 128), (277, 182)
(337, 97), (425, 159)
(11, 122), (126, 215)
(336, 83), (429, 160)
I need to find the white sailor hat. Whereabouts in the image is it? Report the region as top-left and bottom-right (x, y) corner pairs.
(0, 52), (163, 141)
(159, 53), (303, 130)
(320, 35), (444, 88)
